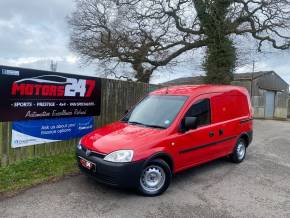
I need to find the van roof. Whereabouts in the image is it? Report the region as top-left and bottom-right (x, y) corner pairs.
(151, 85), (248, 97)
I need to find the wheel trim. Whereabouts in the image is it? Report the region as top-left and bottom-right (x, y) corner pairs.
(237, 142), (246, 160)
(140, 165), (166, 194)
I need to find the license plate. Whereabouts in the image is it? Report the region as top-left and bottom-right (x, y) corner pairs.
(79, 157), (96, 171)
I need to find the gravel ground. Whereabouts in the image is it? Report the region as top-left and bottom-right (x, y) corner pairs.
(1, 120), (290, 218)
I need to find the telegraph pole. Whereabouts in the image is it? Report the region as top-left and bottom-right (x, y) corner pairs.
(50, 60), (57, 72)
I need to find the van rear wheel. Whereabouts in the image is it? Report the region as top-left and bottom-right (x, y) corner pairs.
(230, 138), (247, 163)
(138, 159), (171, 196)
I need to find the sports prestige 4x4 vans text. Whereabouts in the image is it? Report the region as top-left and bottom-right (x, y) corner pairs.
(76, 85), (253, 196)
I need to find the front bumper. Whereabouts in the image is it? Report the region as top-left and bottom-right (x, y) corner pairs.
(76, 148), (145, 188)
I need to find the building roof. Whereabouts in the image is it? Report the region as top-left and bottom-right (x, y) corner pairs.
(151, 85), (248, 96)
(162, 76), (204, 86)
(161, 71), (276, 86)
(233, 71), (274, 80)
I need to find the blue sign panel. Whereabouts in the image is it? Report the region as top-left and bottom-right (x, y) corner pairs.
(12, 117), (94, 148)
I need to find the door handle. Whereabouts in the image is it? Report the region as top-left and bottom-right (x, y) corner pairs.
(219, 129), (224, 136)
(209, 132), (214, 137)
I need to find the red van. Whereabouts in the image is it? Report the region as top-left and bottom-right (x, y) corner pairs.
(77, 85), (253, 196)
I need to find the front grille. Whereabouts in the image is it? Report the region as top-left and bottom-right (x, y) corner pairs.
(81, 146), (105, 158)
(79, 165), (118, 186)
(95, 172), (118, 185)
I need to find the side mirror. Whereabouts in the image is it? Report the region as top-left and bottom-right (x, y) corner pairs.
(124, 109), (129, 115)
(183, 117), (199, 132)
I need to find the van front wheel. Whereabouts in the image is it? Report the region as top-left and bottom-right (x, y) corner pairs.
(138, 159), (171, 196)
(230, 138), (247, 163)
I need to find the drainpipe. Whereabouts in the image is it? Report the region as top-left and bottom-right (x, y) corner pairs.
(251, 60), (255, 97)
(251, 61), (255, 118)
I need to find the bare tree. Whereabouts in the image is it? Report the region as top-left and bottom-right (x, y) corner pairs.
(69, 0), (290, 83)
(68, 0), (207, 82)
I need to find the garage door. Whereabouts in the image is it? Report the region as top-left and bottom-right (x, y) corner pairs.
(265, 91), (275, 118)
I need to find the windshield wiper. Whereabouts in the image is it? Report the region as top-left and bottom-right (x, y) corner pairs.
(128, 121), (146, 126)
(144, 124), (166, 129)
(128, 121), (166, 129)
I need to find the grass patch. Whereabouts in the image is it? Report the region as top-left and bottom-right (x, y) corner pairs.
(0, 152), (79, 194)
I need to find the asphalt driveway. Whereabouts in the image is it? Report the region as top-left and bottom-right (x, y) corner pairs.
(1, 120), (290, 218)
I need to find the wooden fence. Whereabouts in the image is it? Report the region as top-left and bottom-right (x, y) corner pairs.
(0, 78), (160, 167)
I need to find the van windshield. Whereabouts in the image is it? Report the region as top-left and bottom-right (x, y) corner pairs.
(122, 95), (188, 129)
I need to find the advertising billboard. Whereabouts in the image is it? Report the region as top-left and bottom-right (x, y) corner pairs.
(0, 65), (101, 122)
(12, 117), (94, 148)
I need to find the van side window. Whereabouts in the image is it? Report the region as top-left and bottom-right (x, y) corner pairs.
(185, 99), (211, 126)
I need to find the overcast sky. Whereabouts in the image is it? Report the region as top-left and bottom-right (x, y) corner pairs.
(0, 0), (289, 84)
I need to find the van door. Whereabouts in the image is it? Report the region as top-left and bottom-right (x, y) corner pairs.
(172, 98), (220, 170)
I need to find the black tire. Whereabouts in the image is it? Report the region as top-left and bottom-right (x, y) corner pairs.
(138, 159), (172, 197)
(230, 138), (247, 163)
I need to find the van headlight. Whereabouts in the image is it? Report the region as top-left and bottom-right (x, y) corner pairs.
(77, 139), (83, 150)
(77, 144), (83, 150)
(104, 150), (134, 163)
